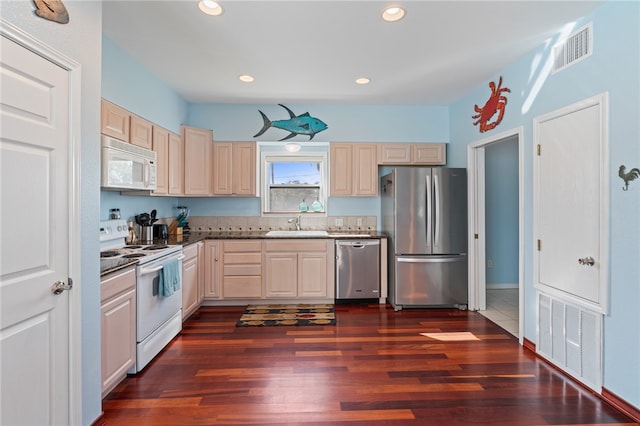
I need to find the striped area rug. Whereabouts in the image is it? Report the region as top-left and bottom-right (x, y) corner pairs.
(236, 304), (336, 326)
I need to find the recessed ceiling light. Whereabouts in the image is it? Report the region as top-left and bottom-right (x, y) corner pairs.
(355, 77), (371, 85)
(238, 74), (254, 83)
(382, 6), (405, 22)
(199, 0), (223, 16)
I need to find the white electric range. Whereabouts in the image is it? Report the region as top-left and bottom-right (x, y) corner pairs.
(100, 219), (184, 373)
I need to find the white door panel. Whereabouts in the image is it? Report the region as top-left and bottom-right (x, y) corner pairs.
(534, 93), (608, 313)
(1, 34), (70, 425)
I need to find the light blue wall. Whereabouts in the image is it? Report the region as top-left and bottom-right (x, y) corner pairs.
(485, 137), (519, 286)
(449, 1), (640, 407)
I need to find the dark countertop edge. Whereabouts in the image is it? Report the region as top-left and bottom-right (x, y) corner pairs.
(100, 259), (138, 278)
(168, 231), (388, 247)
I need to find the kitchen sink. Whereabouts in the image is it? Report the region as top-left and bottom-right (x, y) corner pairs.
(265, 230), (329, 237)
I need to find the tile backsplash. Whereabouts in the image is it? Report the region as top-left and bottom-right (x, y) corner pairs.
(180, 215), (377, 232)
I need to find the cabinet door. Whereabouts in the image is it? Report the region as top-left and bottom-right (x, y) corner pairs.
(330, 143), (352, 196)
(130, 115), (153, 150)
(204, 241), (221, 298)
(168, 132), (183, 195)
(353, 143), (378, 196)
(213, 142), (233, 195)
(152, 126), (169, 194)
(100, 99), (130, 141)
(379, 143), (411, 164)
(182, 245), (200, 320)
(413, 143), (446, 165)
(265, 252), (298, 298)
(101, 288), (136, 396)
(182, 125), (213, 195)
(298, 252), (327, 298)
(233, 142), (256, 195)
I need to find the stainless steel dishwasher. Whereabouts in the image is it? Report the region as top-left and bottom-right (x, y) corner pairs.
(336, 239), (380, 299)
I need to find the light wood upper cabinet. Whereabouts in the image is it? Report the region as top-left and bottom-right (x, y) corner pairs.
(101, 99), (130, 141)
(130, 115), (153, 150)
(378, 143), (446, 165)
(182, 125), (213, 196)
(330, 143), (377, 196)
(152, 126), (169, 195)
(213, 142), (256, 196)
(168, 132), (183, 195)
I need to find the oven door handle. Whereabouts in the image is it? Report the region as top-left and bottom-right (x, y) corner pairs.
(138, 265), (163, 275)
(138, 254), (185, 276)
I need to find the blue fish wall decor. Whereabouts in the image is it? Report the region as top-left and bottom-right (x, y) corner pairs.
(253, 104), (328, 141)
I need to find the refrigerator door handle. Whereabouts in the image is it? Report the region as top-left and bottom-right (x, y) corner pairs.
(433, 173), (440, 248)
(397, 256), (465, 263)
(425, 174), (432, 251)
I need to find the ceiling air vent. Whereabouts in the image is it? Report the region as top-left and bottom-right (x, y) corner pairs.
(552, 23), (592, 73)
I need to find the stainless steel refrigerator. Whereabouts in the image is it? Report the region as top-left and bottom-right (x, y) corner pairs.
(381, 167), (468, 310)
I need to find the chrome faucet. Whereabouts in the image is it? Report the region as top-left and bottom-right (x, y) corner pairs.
(288, 215), (301, 230)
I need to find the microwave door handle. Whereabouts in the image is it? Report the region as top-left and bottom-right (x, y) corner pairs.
(144, 160), (150, 188)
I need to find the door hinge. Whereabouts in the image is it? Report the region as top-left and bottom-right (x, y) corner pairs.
(537, 239), (541, 251)
(537, 144), (541, 156)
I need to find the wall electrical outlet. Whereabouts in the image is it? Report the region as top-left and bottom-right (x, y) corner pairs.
(487, 259), (493, 268)
(356, 218), (363, 227)
(335, 218), (343, 227)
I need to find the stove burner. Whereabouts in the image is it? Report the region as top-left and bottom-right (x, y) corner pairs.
(123, 253), (147, 259)
(125, 245), (142, 249)
(143, 245), (168, 251)
(101, 251), (120, 258)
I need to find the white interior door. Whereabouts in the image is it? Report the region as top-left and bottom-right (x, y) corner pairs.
(0, 34), (71, 424)
(534, 94), (608, 311)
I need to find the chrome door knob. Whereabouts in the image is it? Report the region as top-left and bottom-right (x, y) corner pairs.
(578, 257), (595, 266)
(51, 280), (73, 295)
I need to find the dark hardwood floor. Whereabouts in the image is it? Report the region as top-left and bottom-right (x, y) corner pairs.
(101, 304), (636, 425)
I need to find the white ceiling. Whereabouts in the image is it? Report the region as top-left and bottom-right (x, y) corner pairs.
(102, 0), (602, 105)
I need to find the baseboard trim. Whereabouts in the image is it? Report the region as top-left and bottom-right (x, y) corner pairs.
(486, 282), (518, 289)
(522, 337), (639, 423)
(602, 387), (640, 423)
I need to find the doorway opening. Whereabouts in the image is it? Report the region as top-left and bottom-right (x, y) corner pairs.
(467, 127), (524, 343)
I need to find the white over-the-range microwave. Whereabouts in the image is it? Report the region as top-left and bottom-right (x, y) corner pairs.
(101, 135), (157, 191)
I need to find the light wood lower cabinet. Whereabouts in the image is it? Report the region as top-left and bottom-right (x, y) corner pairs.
(182, 242), (203, 320)
(101, 266), (136, 398)
(265, 240), (330, 299)
(204, 240), (221, 298)
(222, 240), (263, 298)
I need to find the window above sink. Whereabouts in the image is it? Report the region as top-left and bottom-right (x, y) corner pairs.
(259, 142), (328, 216)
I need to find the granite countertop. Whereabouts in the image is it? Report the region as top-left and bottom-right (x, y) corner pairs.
(101, 230), (386, 277)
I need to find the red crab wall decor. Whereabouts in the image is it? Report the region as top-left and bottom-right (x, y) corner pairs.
(472, 76), (510, 133)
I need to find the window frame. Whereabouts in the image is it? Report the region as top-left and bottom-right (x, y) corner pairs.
(260, 150), (328, 216)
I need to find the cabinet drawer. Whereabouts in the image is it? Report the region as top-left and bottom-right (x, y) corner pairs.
(224, 252), (262, 264)
(183, 243), (199, 261)
(223, 240), (262, 252)
(265, 240), (327, 252)
(223, 276), (262, 298)
(101, 267), (136, 302)
(224, 264), (262, 276)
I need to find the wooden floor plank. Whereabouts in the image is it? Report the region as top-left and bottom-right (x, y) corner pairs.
(99, 305), (636, 425)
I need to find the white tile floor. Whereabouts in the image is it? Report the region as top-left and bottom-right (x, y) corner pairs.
(479, 288), (519, 338)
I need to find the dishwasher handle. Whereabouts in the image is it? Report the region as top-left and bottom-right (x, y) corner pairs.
(337, 240), (380, 249)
